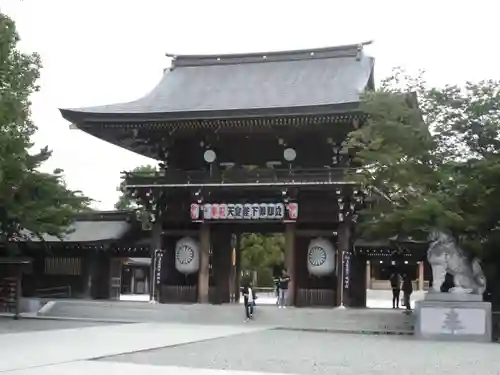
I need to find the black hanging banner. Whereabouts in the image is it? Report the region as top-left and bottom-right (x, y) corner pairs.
(154, 249), (164, 286)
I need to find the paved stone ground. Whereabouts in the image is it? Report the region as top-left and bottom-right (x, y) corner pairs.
(9, 361), (292, 375)
(100, 329), (500, 375)
(0, 317), (117, 334)
(0, 321), (269, 373)
(2, 320), (500, 375)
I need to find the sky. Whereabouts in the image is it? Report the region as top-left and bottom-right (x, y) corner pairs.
(2, 0), (499, 210)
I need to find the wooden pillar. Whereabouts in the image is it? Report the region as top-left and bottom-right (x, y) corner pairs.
(284, 222), (296, 306)
(336, 222), (351, 307)
(211, 228), (232, 304)
(418, 261), (425, 291)
(365, 260), (371, 290)
(198, 223), (210, 303)
(229, 234), (237, 303)
(234, 232), (241, 303)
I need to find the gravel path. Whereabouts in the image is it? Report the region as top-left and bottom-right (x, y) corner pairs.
(100, 329), (500, 375)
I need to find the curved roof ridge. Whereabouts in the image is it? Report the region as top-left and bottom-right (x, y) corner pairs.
(168, 40), (373, 68)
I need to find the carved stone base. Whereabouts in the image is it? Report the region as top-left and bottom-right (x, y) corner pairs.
(415, 299), (492, 342)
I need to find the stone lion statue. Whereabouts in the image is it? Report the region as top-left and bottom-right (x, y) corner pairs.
(427, 230), (486, 295)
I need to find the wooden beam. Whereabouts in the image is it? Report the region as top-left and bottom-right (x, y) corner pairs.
(284, 222), (296, 306)
(162, 229), (198, 236)
(296, 229), (337, 237)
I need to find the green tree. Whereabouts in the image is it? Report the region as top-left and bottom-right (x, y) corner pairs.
(115, 164), (157, 210)
(240, 233), (284, 285)
(348, 67), (500, 259)
(0, 13), (90, 245)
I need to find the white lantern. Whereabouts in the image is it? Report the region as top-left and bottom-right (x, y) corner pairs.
(243, 204), (252, 220)
(203, 204), (212, 220)
(259, 203), (268, 219)
(234, 204), (244, 219)
(219, 204), (228, 219)
(251, 203), (260, 219)
(175, 237), (200, 274)
(287, 203), (299, 220)
(211, 203), (220, 219)
(227, 204), (235, 219)
(307, 237), (335, 276)
(275, 203), (285, 220)
(190, 203), (200, 220)
(266, 203), (276, 218)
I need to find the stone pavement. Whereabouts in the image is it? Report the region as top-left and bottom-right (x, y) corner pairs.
(0, 321), (269, 373)
(101, 329), (500, 375)
(0, 316), (119, 334)
(1, 319), (500, 375)
(8, 361), (291, 375)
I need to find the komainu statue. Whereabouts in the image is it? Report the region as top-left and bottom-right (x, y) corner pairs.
(427, 230), (486, 295)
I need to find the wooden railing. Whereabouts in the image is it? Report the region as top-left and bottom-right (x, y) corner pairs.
(124, 167), (360, 187)
(296, 288), (335, 307)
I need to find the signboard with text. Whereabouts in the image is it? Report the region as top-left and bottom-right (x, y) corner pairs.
(190, 202), (298, 221)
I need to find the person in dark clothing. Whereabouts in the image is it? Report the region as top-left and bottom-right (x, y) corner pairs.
(389, 272), (401, 308)
(273, 275), (280, 305)
(402, 273), (413, 313)
(278, 269), (291, 308)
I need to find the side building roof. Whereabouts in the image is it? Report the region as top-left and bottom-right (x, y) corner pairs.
(21, 210), (135, 243)
(60, 42), (375, 125)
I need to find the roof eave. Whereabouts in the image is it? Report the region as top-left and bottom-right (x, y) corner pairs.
(60, 102), (364, 126)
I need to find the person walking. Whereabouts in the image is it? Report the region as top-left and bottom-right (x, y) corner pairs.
(242, 281), (255, 322)
(389, 272), (401, 309)
(402, 273), (413, 314)
(273, 275), (280, 306)
(278, 269), (291, 308)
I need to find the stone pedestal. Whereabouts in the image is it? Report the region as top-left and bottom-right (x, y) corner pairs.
(415, 292), (492, 342)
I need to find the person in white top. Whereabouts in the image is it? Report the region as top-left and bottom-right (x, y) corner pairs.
(242, 282), (255, 322)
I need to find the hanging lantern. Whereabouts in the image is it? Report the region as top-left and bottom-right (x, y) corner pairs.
(175, 237), (200, 274)
(307, 237), (335, 276)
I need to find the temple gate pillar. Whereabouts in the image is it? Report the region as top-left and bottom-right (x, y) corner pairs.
(198, 223), (211, 303)
(229, 234), (238, 303)
(234, 233), (242, 303)
(284, 222), (296, 306)
(418, 261), (425, 291)
(365, 260), (371, 289)
(336, 222), (351, 307)
(211, 227), (232, 304)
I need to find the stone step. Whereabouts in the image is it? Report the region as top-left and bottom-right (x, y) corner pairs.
(40, 300), (415, 334)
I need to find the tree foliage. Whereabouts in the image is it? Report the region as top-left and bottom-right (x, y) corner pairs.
(240, 233), (284, 270)
(241, 232), (284, 286)
(348, 67), (500, 261)
(0, 13), (90, 244)
(115, 164), (157, 210)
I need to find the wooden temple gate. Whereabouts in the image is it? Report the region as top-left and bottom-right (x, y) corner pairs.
(59, 42), (382, 307)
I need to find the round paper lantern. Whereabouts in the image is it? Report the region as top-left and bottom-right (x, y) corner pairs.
(307, 237), (335, 276)
(175, 237), (200, 274)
